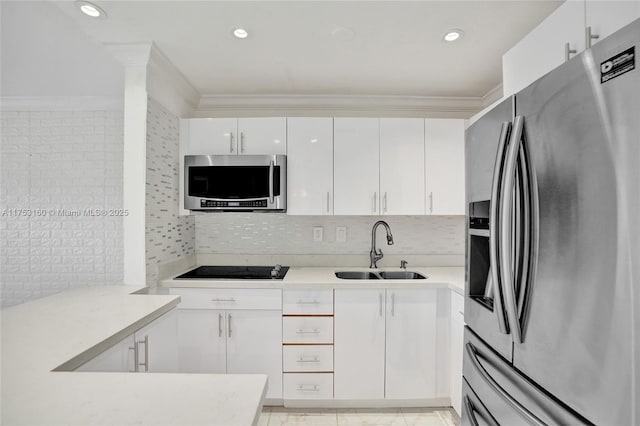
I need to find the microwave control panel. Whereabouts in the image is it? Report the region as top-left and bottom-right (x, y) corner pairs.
(200, 199), (268, 208)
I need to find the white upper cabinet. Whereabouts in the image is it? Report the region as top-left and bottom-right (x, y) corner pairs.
(334, 118), (380, 215)
(425, 119), (465, 215)
(503, 1), (585, 96)
(503, 1), (640, 97)
(379, 118), (425, 215)
(287, 118), (334, 215)
(182, 117), (286, 155)
(184, 118), (238, 155)
(585, 1), (640, 46)
(237, 117), (287, 155)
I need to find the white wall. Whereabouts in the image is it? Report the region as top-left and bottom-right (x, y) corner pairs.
(0, 110), (124, 307)
(0, 1), (123, 98)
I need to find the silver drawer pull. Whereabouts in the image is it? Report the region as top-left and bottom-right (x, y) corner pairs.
(296, 300), (320, 305)
(211, 298), (236, 302)
(297, 357), (320, 363)
(297, 384), (320, 392)
(296, 329), (320, 334)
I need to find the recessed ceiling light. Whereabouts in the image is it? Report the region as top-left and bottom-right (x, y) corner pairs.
(233, 28), (249, 39)
(443, 29), (463, 42)
(75, 1), (106, 18)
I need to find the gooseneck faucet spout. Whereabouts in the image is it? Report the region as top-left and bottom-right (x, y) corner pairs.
(370, 220), (394, 269)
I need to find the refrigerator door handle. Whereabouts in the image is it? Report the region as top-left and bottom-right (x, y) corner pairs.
(499, 115), (525, 344)
(466, 342), (547, 426)
(489, 121), (512, 334)
(463, 395), (499, 426)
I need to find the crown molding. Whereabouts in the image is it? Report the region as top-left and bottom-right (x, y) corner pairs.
(195, 94), (488, 118)
(0, 96), (124, 111)
(481, 83), (504, 108)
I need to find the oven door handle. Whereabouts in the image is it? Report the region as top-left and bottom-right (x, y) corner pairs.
(466, 342), (546, 426)
(268, 160), (275, 204)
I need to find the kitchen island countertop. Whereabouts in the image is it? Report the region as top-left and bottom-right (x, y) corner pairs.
(1, 286), (266, 426)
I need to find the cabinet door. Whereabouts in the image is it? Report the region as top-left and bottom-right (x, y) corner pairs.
(76, 334), (135, 372)
(334, 118), (380, 215)
(449, 305), (465, 415)
(237, 117), (287, 155)
(226, 310), (283, 399)
(502, 1), (585, 96)
(287, 117), (334, 215)
(425, 119), (465, 215)
(334, 289), (385, 399)
(135, 309), (178, 373)
(385, 289), (437, 399)
(176, 309), (226, 373)
(585, 1), (640, 46)
(185, 118), (237, 155)
(379, 118), (425, 215)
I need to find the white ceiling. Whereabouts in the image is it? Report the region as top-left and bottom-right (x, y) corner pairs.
(51, 0), (563, 99)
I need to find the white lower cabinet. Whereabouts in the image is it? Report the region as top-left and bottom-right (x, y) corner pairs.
(449, 291), (465, 415)
(171, 288), (283, 400)
(283, 373), (334, 400)
(77, 309), (178, 373)
(334, 288), (437, 401)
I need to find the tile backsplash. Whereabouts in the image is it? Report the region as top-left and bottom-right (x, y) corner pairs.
(145, 98), (195, 286)
(0, 110), (124, 307)
(195, 214), (464, 256)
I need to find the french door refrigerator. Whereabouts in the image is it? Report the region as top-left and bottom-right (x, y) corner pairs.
(463, 18), (639, 426)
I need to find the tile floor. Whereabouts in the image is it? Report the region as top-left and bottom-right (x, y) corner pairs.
(258, 407), (461, 426)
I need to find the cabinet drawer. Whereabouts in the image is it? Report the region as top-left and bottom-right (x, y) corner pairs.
(283, 373), (333, 400)
(283, 345), (333, 372)
(283, 289), (333, 314)
(283, 316), (333, 344)
(451, 290), (464, 320)
(169, 288), (282, 310)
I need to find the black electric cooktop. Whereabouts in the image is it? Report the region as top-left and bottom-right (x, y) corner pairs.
(175, 265), (289, 280)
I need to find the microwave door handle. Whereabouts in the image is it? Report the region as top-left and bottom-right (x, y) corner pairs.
(499, 116), (525, 344)
(489, 121), (511, 335)
(269, 160), (275, 204)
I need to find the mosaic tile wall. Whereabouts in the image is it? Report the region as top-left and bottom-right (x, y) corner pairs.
(145, 98), (195, 286)
(195, 214), (465, 255)
(1, 110), (124, 307)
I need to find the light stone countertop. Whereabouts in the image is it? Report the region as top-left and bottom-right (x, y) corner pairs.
(160, 266), (465, 295)
(1, 286), (266, 426)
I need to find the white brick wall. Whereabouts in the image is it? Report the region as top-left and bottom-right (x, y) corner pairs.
(145, 98), (195, 286)
(1, 110), (124, 307)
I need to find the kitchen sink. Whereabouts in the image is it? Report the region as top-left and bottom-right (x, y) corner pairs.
(335, 271), (380, 280)
(335, 271), (428, 280)
(379, 271), (427, 280)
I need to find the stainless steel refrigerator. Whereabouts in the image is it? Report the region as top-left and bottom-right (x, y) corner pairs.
(462, 18), (639, 426)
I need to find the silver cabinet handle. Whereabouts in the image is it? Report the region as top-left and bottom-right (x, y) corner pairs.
(296, 329), (320, 334)
(429, 192), (433, 213)
(326, 192), (330, 213)
(564, 42), (577, 62)
(297, 384), (320, 392)
(228, 314), (232, 338)
(137, 335), (149, 372)
(128, 342), (139, 372)
(218, 313), (223, 337)
(240, 132), (245, 153)
(585, 26), (599, 49)
(373, 192), (377, 213)
(229, 132), (234, 153)
(390, 293), (395, 317)
(211, 297), (236, 303)
(297, 356), (320, 363)
(466, 342), (545, 426)
(489, 122), (511, 335)
(379, 292), (383, 317)
(296, 300), (320, 305)
(383, 192), (388, 213)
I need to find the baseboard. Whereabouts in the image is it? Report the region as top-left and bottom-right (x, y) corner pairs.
(282, 397), (451, 409)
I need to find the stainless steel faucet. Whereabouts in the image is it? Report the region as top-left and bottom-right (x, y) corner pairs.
(370, 220), (394, 268)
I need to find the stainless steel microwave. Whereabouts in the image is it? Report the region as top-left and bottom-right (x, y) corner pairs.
(184, 154), (287, 212)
